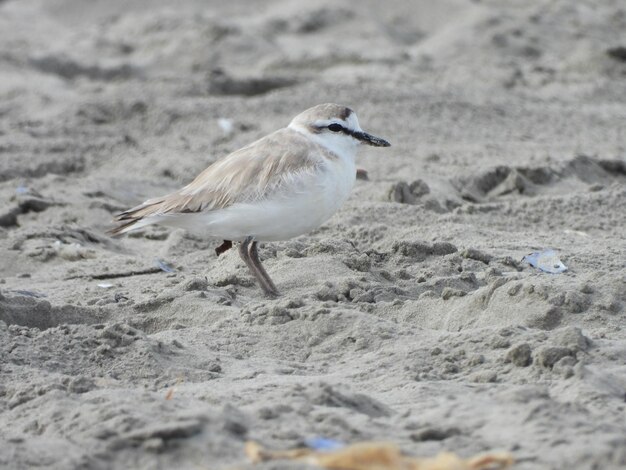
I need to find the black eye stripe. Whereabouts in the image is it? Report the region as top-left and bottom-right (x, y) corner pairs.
(319, 123), (358, 137)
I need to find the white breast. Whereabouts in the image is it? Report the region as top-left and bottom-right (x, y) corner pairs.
(318, 149), (357, 216)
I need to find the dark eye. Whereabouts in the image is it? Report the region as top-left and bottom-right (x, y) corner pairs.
(328, 123), (343, 132)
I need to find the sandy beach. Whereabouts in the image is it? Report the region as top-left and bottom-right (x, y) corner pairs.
(1, 0), (625, 468)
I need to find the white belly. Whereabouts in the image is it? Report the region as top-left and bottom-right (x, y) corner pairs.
(161, 157), (356, 242)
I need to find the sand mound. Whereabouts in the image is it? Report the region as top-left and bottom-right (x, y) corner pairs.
(1, 0), (625, 468)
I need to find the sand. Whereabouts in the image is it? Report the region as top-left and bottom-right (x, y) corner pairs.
(1, 0), (625, 468)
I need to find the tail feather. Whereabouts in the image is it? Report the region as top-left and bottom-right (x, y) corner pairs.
(108, 199), (165, 236)
(107, 219), (141, 236)
(115, 198), (164, 220)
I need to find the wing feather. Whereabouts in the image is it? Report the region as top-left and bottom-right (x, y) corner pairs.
(109, 128), (328, 235)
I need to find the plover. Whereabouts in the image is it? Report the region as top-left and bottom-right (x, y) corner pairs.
(109, 103), (390, 296)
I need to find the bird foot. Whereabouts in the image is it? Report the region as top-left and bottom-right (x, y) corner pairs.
(215, 240), (233, 256)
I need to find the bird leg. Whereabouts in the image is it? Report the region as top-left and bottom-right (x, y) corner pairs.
(248, 240), (279, 297)
(215, 240), (233, 256)
(239, 237), (279, 297)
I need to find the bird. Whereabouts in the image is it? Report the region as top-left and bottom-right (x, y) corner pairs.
(108, 103), (390, 297)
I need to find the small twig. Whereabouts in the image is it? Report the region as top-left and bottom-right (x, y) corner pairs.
(65, 267), (163, 281)
(165, 377), (184, 400)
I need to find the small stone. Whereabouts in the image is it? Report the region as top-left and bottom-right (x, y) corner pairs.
(207, 362), (222, 373)
(507, 283), (522, 296)
(123, 419), (204, 442)
(389, 180), (430, 204)
(392, 240), (431, 259)
(410, 179), (430, 197)
(258, 407), (277, 420)
(67, 376), (96, 394)
(490, 337), (511, 349)
(467, 354), (485, 366)
(267, 306), (294, 324)
(563, 291), (590, 314)
(607, 46), (626, 62)
(536, 346), (574, 369)
(390, 181), (412, 203)
(419, 291), (436, 299)
(432, 242), (458, 256)
(553, 356), (576, 378)
(142, 437), (165, 452)
(214, 274), (254, 288)
(316, 286), (338, 302)
(580, 284), (594, 294)
(461, 248), (493, 264)
(283, 299), (304, 309)
(470, 370), (498, 383)
(441, 288), (466, 300)
(395, 269), (411, 280)
(506, 343), (532, 367)
(553, 326), (590, 351)
(392, 240), (457, 260)
(223, 419), (247, 436)
(350, 288), (374, 303)
(343, 254), (371, 272)
(526, 306), (563, 330)
(283, 247), (304, 258)
(499, 327), (516, 337)
(183, 277), (208, 291)
(410, 427), (460, 442)
(460, 272), (478, 284)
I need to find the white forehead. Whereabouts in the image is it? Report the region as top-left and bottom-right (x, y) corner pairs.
(313, 112), (361, 131)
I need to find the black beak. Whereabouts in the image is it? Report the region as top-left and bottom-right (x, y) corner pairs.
(353, 131), (391, 147)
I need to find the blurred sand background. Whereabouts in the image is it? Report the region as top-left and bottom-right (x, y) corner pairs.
(1, 0), (625, 468)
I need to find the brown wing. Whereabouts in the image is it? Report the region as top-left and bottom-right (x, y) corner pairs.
(108, 128), (323, 235)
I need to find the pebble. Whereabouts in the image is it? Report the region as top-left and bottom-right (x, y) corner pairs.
(506, 343), (532, 367)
